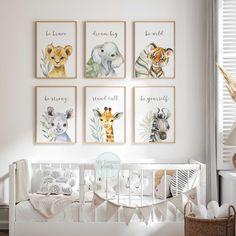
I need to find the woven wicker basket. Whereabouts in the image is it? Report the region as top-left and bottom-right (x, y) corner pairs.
(184, 202), (236, 236)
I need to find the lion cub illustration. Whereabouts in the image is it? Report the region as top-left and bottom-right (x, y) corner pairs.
(46, 43), (73, 78)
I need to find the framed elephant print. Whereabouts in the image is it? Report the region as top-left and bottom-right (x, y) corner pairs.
(85, 21), (126, 79)
(134, 86), (175, 144)
(36, 21), (77, 79)
(134, 21), (175, 79)
(35, 86), (77, 144)
(85, 87), (126, 144)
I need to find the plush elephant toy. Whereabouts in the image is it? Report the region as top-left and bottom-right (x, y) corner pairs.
(86, 42), (124, 78)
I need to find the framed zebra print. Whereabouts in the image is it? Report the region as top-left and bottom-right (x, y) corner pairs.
(133, 21), (175, 79)
(134, 86), (175, 144)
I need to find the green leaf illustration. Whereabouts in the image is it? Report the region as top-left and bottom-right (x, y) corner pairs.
(40, 112), (55, 142)
(40, 49), (52, 77)
(89, 115), (104, 143)
(139, 111), (154, 142)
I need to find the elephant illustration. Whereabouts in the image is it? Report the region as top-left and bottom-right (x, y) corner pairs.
(86, 42), (124, 78)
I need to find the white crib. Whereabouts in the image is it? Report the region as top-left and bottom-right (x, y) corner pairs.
(9, 160), (206, 236)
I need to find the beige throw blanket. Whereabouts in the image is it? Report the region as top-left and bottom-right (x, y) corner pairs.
(14, 159), (31, 203)
(29, 193), (79, 218)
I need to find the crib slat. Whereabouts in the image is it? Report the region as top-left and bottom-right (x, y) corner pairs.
(187, 170), (190, 190)
(117, 171), (120, 204)
(152, 170), (155, 204)
(106, 169), (108, 200)
(129, 170), (131, 206)
(94, 169), (97, 192)
(140, 170), (143, 206)
(117, 170), (120, 222)
(164, 170), (167, 201)
(79, 165), (85, 222)
(94, 169), (97, 223)
(176, 170), (179, 196)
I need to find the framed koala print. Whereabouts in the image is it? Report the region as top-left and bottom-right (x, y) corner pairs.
(85, 86), (126, 144)
(85, 21), (126, 79)
(35, 86), (77, 144)
(134, 21), (175, 79)
(35, 21), (77, 79)
(134, 86), (175, 144)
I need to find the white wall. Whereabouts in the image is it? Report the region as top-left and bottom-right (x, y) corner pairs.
(0, 0), (206, 205)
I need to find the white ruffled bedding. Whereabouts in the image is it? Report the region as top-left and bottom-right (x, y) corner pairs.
(16, 201), (80, 222)
(16, 194), (177, 223)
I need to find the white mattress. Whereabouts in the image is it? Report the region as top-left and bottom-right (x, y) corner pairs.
(15, 194), (167, 223)
(16, 201), (80, 222)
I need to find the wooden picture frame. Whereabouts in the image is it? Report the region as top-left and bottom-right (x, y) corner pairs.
(35, 21), (77, 79)
(35, 86), (77, 144)
(84, 21), (126, 79)
(85, 86), (126, 144)
(133, 21), (175, 79)
(134, 86), (175, 144)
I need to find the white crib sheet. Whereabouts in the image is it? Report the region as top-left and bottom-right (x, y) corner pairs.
(15, 195), (166, 223)
(16, 201), (80, 222)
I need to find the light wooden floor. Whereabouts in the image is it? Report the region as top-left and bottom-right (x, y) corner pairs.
(0, 230), (8, 236)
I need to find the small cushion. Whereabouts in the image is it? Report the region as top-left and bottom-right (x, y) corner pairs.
(155, 175), (172, 199)
(170, 169), (197, 196)
(37, 168), (78, 195)
(155, 170), (175, 186)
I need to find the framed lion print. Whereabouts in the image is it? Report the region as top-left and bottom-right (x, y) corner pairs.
(35, 86), (77, 144)
(134, 21), (175, 79)
(85, 21), (126, 79)
(85, 87), (126, 144)
(36, 21), (77, 79)
(134, 86), (175, 144)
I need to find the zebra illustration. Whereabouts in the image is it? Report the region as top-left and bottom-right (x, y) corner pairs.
(150, 108), (171, 143)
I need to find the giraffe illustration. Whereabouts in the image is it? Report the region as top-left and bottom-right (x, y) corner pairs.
(93, 107), (123, 143)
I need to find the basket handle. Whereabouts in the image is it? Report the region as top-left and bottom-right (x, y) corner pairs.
(228, 205), (236, 219)
(184, 201), (193, 217)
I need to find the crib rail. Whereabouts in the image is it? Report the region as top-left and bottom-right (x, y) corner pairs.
(9, 160), (206, 225)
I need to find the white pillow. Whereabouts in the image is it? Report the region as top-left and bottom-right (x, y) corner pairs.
(37, 168), (79, 195)
(170, 170), (197, 196)
(155, 175), (172, 200)
(115, 171), (150, 196)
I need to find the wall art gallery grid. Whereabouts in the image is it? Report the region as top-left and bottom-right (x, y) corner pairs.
(34, 20), (176, 145)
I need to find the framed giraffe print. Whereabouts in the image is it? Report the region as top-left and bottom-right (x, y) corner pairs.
(85, 86), (126, 144)
(85, 21), (126, 79)
(35, 86), (77, 144)
(35, 21), (77, 79)
(134, 86), (175, 144)
(133, 21), (175, 79)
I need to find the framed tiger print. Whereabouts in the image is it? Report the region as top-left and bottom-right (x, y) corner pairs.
(85, 21), (126, 79)
(35, 86), (77, 144)
(35, 21), (77, 79)
(85, 86), (126, 144)
(133, 21), (175, 79)
(134, 86), (175, 144)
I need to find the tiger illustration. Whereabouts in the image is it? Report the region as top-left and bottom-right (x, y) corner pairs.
(135, 43), (173, 78)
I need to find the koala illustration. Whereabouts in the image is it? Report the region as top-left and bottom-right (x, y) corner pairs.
(86, 42), (124, 78)
(46, 43), (73, 78)
(47, 106), (73, 142)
